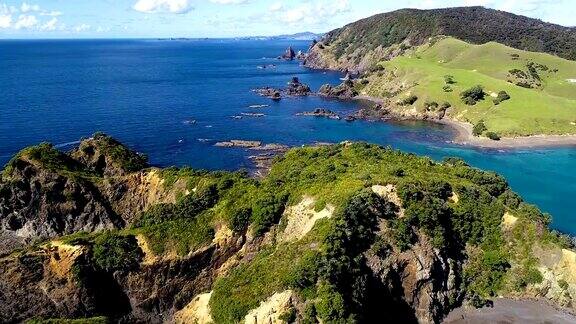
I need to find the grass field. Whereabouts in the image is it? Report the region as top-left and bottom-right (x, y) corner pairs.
(363, 37), (576, 137)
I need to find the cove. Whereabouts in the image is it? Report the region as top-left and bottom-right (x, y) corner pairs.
(1, 39), (575, 234)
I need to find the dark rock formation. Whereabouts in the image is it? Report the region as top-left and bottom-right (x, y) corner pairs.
(318, 80), (358, 99)
(254, 77), (311, 99)
(364, 233), (462, 323)
(254, 87), (282, 100)
(285, 77), (311, 96)
(0, 147), (123, 251)
(280, 46), (296, 60)
(0, 134), (167, 253)
(296, 108), (341, 120)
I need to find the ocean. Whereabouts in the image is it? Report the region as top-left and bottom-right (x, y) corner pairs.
(1, 39), (575, 234)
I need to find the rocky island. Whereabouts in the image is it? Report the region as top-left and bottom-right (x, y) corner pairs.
(254, 77), (311, 100)
(1, 134), (576, 323)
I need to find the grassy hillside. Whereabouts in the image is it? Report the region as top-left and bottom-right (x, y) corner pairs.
(316, 6), (576, 67)
(361, 37), (576, 136)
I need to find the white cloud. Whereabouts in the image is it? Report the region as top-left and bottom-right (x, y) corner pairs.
(73, 23), (90, 32)
(269, 2), (283, 12)
(41, 10), (62, 17)
(133, 0), (193, 14)
(14, 14), (37, 29)
(210, 0), (247, 4)
(277, 0), (350, 24)
(20, 2), (40, 13)
(0, 14), (11, 28)
(39, 17), (58, 31)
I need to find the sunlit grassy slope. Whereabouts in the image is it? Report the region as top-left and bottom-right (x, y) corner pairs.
(363, 37), (576, 136)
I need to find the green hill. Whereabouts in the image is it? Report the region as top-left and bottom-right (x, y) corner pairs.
(360, 37), (576, 136)
(305, 6), (576, 72)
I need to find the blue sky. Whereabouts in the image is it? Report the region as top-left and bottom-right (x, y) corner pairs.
(0, 0), (574, 38)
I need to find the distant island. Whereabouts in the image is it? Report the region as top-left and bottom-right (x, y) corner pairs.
(160, 31), (323, 42)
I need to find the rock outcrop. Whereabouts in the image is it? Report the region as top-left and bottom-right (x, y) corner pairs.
(280, 46), (296, 60)
(296, 108), (341, 120)
(254, 77), (311, 100)
(286, 77), (311, 96)
(0, 144), (123, 251)
(318, 80), (358, 99)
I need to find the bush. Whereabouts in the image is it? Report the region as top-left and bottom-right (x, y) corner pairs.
(441, 102), (452, 110)
(91, 233), (142, 272)
(472, 120), (487, 136)
(424, 101), (439, 111)
(444, 75), (456, 84)
(400, 95), (418, 106)
(460, 85), (485, 105)
(251, 192), (288, 236)
(493, 91), (511, 105)
(485, 132), (501, 141)
(443, 85), (453, 92)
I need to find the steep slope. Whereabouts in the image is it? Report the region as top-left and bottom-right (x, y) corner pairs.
(1, 136), (576, 323)
(305, 6), (576, 72)
(357, 37), (576, 137)
(0, 134), (190, 254)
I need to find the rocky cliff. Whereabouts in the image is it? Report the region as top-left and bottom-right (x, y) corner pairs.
(1, 136), (576, 323)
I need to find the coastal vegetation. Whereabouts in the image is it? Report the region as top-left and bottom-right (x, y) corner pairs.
(1, 135), (575, 322)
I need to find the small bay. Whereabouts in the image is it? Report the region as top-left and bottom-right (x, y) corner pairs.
(1, 39), (575, 234)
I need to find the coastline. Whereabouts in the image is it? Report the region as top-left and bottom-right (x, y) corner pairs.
(438, 119), (576, 149)
(353, 95), (576, 149)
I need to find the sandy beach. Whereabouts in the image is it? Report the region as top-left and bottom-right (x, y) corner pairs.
(443, 298), (576, 323)
(439, 119), (576, 149)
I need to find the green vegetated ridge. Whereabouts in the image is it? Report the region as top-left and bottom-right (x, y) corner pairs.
(361, 37), (576, 136)
(308, 6), (576, 138)
(321, 6), (576, 64)
(40, 141), (573, 323)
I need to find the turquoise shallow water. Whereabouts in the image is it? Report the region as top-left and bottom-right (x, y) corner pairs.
(1, 39), (575, 233)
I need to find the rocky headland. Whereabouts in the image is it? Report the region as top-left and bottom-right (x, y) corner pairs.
(2, 134), (576, 323)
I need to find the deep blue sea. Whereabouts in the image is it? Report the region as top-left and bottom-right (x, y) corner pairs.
(1, 39), (575, 234)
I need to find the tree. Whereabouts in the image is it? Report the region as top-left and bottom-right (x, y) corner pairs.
(461, 85), (486, 105)
(473, 120), (488, 136)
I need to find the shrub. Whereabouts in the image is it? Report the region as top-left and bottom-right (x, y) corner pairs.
(441, 102), (451, 110)
(315, 282), (347, 322)
(444, 75), (456, 84)
(460, 85), (485, 105)
(251, 192), (288, 236)
(91, 233), (142, 272)
(443, 85), (453, 92)
(493, 91), (511, 105)
(424, 101), (439, 111)
(400, 95), (418, 106)
(472, 120), (487, 136)
(485, 132), (501, 141)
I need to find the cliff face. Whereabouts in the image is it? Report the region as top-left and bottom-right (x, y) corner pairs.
(0, 150), (122, 253)
(305, 6), (576, 72)
(0, 135), (183, 254)
(1, 136), (576, 323)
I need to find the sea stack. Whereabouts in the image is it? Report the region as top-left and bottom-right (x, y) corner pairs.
(281, 46), (296, 60)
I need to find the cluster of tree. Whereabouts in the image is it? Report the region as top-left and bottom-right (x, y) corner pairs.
(461, 85), (486, 105)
